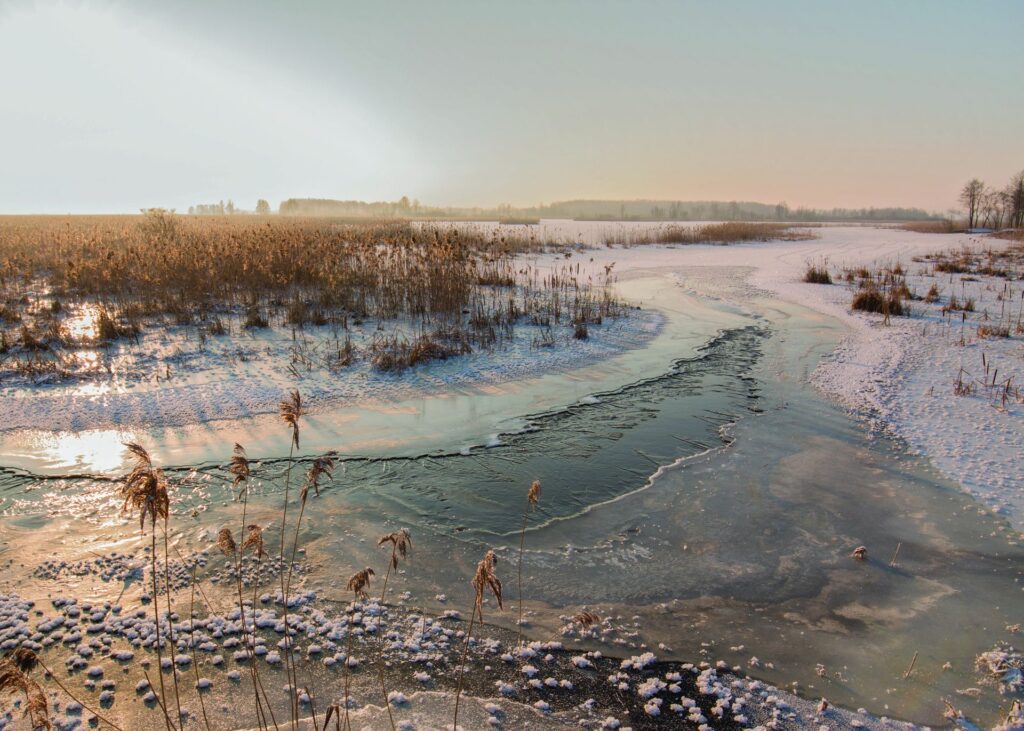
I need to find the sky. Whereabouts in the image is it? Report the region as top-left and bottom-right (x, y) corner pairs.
(0, 0), (1021, 214)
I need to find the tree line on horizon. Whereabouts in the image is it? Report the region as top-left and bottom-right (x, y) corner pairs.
(261, 197), (940, 222)
(958, 170), (1024, 230)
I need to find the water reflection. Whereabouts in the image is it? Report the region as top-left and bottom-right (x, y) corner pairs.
(35, 429), (135, 472)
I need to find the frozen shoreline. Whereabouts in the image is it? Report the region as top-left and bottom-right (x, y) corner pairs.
(0, 306), (663, 434)
(5, 224), (1021, 530)
(558, 226), (1023, 532)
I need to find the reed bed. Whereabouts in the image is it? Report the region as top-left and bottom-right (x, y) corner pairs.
(601, 221), (816, 247)
(0, 213), (625, 377)
(898, 219), (960, 234)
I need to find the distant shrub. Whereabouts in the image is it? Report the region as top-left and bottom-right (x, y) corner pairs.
(852, 287), (905, 317)
(803, 262), (832, 284)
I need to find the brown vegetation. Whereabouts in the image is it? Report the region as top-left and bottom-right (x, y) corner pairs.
(0, 213), (625, 378)
(803, 260), (833, 284)
(602, 221), (816, 247)
(899, 220), (959, 234)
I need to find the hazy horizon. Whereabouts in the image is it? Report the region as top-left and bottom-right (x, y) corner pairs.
(1, 0), (1021, 215)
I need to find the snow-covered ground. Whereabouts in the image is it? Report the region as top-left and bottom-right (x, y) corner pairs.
(0, 306), (661, 434)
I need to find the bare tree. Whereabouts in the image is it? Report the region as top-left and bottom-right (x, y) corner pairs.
(1005, 170), (1024, 229)
(979, 186), (1004, 229)
(959, 178), (985, 229)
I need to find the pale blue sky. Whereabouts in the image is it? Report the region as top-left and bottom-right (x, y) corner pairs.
(0, 0), (1021, 213)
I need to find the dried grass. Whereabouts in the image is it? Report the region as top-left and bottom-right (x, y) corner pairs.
(603, 221), (816, 247)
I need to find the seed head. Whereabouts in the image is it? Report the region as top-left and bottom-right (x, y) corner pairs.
(118, 442), (169, 532)
(472, 549), (502, 620)
(527, 479), (541, 509)
(347, 567), (375, 599)
(241, 524), (266, 557)
(279, 389), (302, 449)
(217, 527), (237, 556)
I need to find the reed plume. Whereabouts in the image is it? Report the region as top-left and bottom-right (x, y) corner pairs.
(0, 648), (50, 730)
(572, 610), (600, 631)
(118, 442), (169, 531)
(242, 524), (267, 557)
(217, 527), (237, 556)
(229, 442), (251, 496)
(472, 549), (503, 620)
(279, 390), (302, 449)
(347, 568), (375, 600)
(516, 479), (540, 647)
(377, 528), (412, 604)
(118, 442), (176, 731)
(454, 549), (503, 729)
(228, 442), (275, 729)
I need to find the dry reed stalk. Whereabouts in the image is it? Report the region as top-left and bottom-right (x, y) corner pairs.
(118, 442), (176, 731)
(379, 671), (396, 731)
(277, 389), (301, 730)
(229, 443), (274, 730)
(281, 451), (335, 720)
(33, 653), (124, 730)
(162, 512), (184, 727)
(516, 480), (541, 648)
(187, 564), (213, 731)
(904, 651), (919, 679)
(343, 567), (375, 730)
(453, 550), (502, 729)
(377, 529), (412, 604)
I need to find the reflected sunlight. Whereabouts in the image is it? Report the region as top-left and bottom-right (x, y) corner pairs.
(38, 429), (134, 473)
(64, 305), (100, 341)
